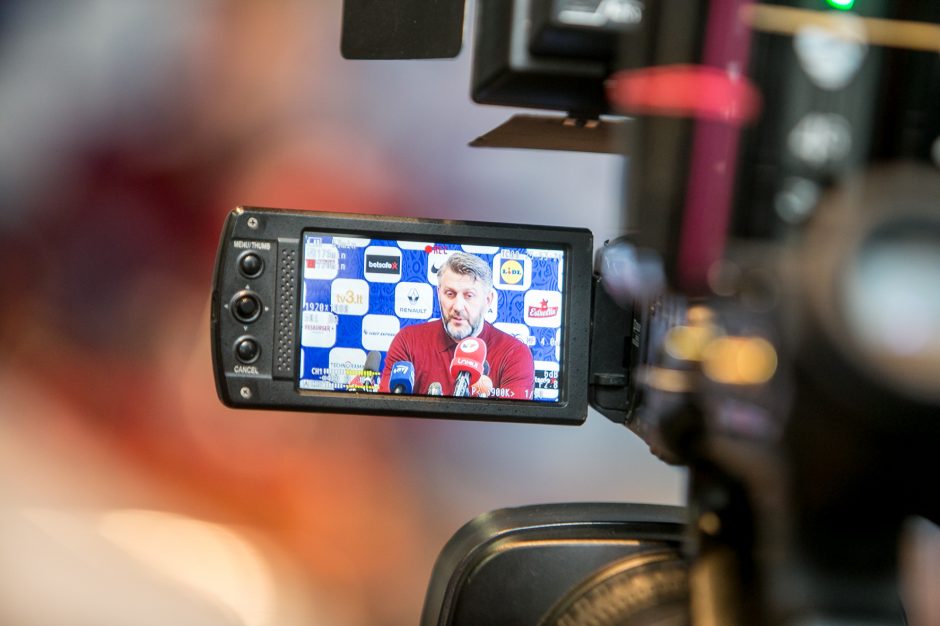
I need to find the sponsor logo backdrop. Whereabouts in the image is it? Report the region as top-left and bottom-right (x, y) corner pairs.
(299, 234), (565, 400)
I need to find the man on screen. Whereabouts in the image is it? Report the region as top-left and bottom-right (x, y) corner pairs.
(379, 251), (535, 399)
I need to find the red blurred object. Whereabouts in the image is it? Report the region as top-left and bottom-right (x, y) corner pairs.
(607, 64), (762, 125)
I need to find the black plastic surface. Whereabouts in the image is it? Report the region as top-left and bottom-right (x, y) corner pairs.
(588, 276), (636, 423)
(421, 503), (686, 626)
(529, 0), (644, 60)
(471, 0), (609, 116)
(470, 114), (628, 154)
(341, 0), (465, 59)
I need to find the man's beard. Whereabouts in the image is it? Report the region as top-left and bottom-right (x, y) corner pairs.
(443, 314), (483, 341)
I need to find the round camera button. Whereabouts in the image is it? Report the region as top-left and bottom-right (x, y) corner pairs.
(231, 292), (262, 323)
(235, 337), (260, 363)
(239, 252), (264, 278)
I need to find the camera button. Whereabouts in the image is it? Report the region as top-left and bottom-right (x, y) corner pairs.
(235, 337), (260, 363)
(231, 291), (262, 323)
(238, 252), (264, 278)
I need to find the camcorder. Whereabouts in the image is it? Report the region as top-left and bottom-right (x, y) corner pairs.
(212, 209), (593, 424)
(211, 1), (940, 624)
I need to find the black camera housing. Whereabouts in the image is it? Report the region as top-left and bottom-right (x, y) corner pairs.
(244, 2), (940, 624)
(420, 503), (686, 626)
(211, 206), (594, 425)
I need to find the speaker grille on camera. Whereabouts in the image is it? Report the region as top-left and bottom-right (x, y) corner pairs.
(274, 247), (296, 379)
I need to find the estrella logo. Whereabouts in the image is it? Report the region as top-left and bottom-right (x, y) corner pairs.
(499, 259), (524, 285)
(527, 299), (559, 318)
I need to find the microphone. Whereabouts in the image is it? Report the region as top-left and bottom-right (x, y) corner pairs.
(364, 350), (381, 373)
(347, 350), (383, 391)
(363, 350), (382, 390)
(450, 337), (487, 397)
(427, 382), (443, 396)
(389, 361), (415, 394)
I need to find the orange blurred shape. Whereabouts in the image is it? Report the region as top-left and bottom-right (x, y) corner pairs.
(703, 336), (778, 385)
(607, 64), (762, 125)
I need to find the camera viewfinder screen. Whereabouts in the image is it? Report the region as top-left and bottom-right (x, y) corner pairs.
(298, 233), (566, 402)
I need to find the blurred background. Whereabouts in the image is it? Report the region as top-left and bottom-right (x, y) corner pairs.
(0, 2), (684, 624)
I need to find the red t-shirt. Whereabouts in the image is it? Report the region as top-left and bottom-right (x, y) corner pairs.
(379, 320), (535, 399)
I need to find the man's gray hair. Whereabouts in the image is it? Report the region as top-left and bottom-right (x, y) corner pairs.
(438, 251), (493, 291)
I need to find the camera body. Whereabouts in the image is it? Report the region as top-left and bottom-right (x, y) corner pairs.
(211, 207), (593, 425)
(211, 0), (940, 624)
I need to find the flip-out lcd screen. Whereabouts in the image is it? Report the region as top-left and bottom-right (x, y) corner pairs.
(212, 207), (592, 423)
(298, 233), (566, 402)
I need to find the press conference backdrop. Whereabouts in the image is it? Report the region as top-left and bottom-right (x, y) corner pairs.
(297, 234), (566, 400)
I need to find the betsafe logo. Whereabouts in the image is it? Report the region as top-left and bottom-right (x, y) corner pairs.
(367, 256), (399, 273)
(364, 245), (402, 283)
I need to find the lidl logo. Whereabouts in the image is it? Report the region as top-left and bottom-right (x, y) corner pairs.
(499, 259), (524, 285)
(492, 254), (532, 291)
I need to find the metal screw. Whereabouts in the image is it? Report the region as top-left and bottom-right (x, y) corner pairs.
(247, 217), (259, 230)
(240, 386), (252, 399)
